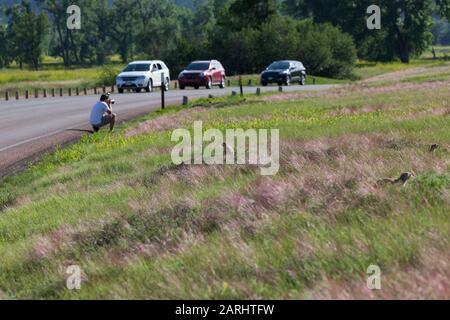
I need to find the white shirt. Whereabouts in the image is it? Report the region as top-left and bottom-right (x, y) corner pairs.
(90, 101), (110, 125)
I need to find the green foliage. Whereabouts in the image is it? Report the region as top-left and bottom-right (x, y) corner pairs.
(224, 0), (279, 30)
(0, 0), (448, 71)
(0, 25), (9, 68)
(96, 65), (122, 86)
(432, 17), (450, 45)
(209, 17), (356, 77)
(0, 0), (356, 78)
(4, 0), (49, 70)
(283, 0), (450, 63)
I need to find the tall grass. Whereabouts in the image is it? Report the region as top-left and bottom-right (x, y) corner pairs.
(0, 64), (448, 299)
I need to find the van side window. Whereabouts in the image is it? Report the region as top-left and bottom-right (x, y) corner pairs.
(157, 64), (163, 70)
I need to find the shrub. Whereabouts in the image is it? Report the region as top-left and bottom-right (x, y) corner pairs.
(96, 65), (122, 86)
(206, 17), (357, 79)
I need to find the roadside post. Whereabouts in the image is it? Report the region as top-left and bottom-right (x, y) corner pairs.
(25, 90), (29, 99)
(161, 72), (165, 110)
(256, 88), (261, 96)
(51, 88), (55, 97)
(59, 88), (63, 97)
(43, 89), (47, 98)
(35, 89), (38, 98)
(183, 96), (188, 106)
(239, 76), (244, 96)
(5, 92), (9, 101)
(15, 91), (19, 100)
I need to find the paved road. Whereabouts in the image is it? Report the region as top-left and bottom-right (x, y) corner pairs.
(0, 84), (334, 152)
(0, 84), (335, 178)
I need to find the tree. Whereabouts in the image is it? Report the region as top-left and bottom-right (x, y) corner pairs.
(5, 0), (49, 70)
(74, 0), (113, 65)
(283, 0), (450, 63)
(110, 0), (141, 63)
(220, 0), (279, 30)
(0, 25), (10, 68)
(36, 0), (110, 67)
(36, 0), (73, 67)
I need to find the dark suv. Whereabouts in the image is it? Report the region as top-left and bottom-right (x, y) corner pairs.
(261, 60), (307, 86)
(178, 60), (226, 89)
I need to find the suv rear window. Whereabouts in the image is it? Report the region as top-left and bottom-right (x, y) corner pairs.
(123, 64), (150, 72)
(186, 62), (210, 71)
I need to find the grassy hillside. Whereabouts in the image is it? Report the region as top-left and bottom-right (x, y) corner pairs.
(0, 63), (449, 299)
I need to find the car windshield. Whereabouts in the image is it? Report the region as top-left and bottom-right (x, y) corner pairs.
(123, 64), (150, 72)
(268, 62), (290, 70)
(186, 62), (210, 71)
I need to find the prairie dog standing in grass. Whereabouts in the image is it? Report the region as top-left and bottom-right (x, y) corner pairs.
(429, 144), (439, 153)
(377, 172), (414, 186)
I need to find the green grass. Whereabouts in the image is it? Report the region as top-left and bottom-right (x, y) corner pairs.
(354, 59), (445, 79)
(0, 64), (448, 299)
(0, 67), (115, 96)
(227, 74), (348, 87)
(420, 45), (450, 60)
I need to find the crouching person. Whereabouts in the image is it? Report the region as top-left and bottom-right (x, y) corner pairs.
(90, 93), (116, 132)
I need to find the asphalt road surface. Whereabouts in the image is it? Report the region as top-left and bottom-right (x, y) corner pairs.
(0, 84), (335, 178)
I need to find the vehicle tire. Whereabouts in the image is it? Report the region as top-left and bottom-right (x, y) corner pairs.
(145, 79), (153, 93)
(219, 76), (226, 89)
(194, 85), (200, 90)
(277, 82), (283, 87)
(179, 84), (185, 90)
(261, 81), (268, 87)
(300, 75), (306, 86)
(206, 77), (212, 89)
(285, 76), (291, 86)
(118, 88), (124, 94)
(135, 88), (142, 93)
(164, 78), (170, 91)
